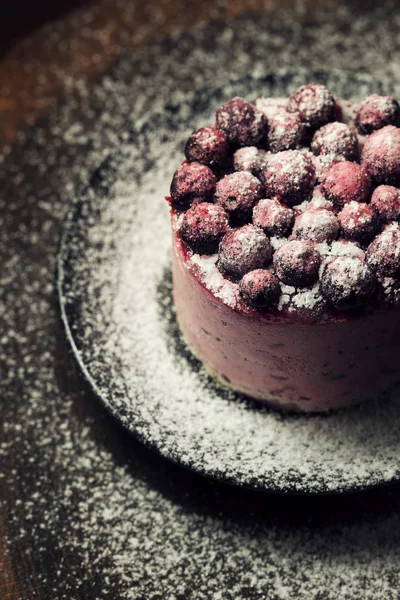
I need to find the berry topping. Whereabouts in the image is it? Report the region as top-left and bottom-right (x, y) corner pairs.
(273, 240), (321, 287)
(253, 198), (294, 237)
(263, 150), (316, 206)
(233, 147), (268, 175)
(292, 208), (339, 243)
(215, 97), (268, 147)
(170, 162), (217, 210)
(217, 224), (272, 280)
(267, 111), (307, 152)
(184, 127), (229, 167)
(180, 202), (229, 254)
(338, 201), (378, 244)
(287, 84), (336, 129)
(366, 227), (400, 278)
(361, 125), (400, 185)
(239, 269), (281, 308)
(311, 122), (358, 161)
(320, 161), (372, 210)
(320, 257), (376, 309)
(355, 94), (400, 135)
(215, 171), (263, 223)
(370, 185), (400, 222)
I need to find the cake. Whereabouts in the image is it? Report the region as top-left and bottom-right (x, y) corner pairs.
(167, 83), (400, 412)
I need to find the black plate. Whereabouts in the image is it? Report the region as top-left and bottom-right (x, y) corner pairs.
(58, 70), (400, 494)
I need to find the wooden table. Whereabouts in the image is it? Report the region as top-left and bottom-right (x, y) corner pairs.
(2, 1), (400, 598)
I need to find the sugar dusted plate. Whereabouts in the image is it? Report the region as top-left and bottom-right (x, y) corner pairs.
(58, 71), (400, 494)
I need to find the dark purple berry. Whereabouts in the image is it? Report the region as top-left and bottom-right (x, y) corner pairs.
(180, 202), (229, 254)
(366, 227), (400, 278)
(239, 269), (281, 308)
(215, 171), (263, 223)
(268, 111), (307, 152)
(263, 150), (315, 206)
(311, 122), (358, 161)
(233, 147), (268, 175)
(361, 125), (400, 186)
(320, 161), (372, 210)
(215, 97), (268, 147)
(287, 84), (336, 129)
(217, 224), (272, 280)
(273, 240), (321, 287)
(253, 198), (294, 237)
(184, 127), (229, 167)
(338, 202), (378, 244)
(370, 185), (400, 223)
(355, 94), (400, 135)
(292, 208), (339, 243)
(170, 162), (216, 210)
(321, 256), (376, 309)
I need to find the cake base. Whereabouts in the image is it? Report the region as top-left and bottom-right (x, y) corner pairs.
(172, 232), (400, 412)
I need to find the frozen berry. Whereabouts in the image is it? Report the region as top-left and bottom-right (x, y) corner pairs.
(292, 208), (339, 243)
(355, 95), (400, 135)
(253, 198), (294, 237)
(361, 125), (400, 185)
(338, 201), (378, 244)
(311, 122), (358, 161)
(185, 127), (229, 167)
(239, 269), (281, 308)
(180, 202), (229, 254)
(273, 240), (321, 287)
(215, 171), (263, 223)
(366, 227), (400, 278)
(215, 97), (268, 147)
(287, 84), (336, 129)
(170, 162), (217, 210)
(263, 150), (316, 206)
(268, 111), (307, 152)
(370, 185), (400, 222)
(233, 147), (268, 175)
(320, 256), (376, 309)
(217, 224), (272, 280)
(320, 161), (372, 210)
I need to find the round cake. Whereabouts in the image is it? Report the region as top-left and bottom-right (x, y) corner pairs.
(167, 83), (400, 412)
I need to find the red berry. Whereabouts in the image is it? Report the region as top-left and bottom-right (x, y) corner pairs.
(366, 227), (400, 278)
(180, 203), (229, 254)
(361, 125), (400, 186)
(320, 161), (372, 210)
(233, 147), (268, 175)
(273, 240), (321, 287)
(215, 97), (268, 147)
(267, 111), (307, 152)
(338, 201), (378, 244)
(287, 84), (336, 129)
(239, 269), (281, 308)
(263, 150), (316, 206)
(320, 256), (376, 309)
(217, 224), (272, 280)
(215, 171), (263, 224)
(311, 122), (358, 161)
(355, 95), (400, 135)
(185, 127), (229, 167)
(253, 198), (294, 237)
(370, 185), (400, 223)
(170, 162), (216, 210)
(292, 208), (339, 243)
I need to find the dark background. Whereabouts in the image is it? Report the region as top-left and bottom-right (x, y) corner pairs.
(1, 0), (89, 54)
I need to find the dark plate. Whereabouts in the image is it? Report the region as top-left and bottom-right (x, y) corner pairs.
(57, 70), (400, 494)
